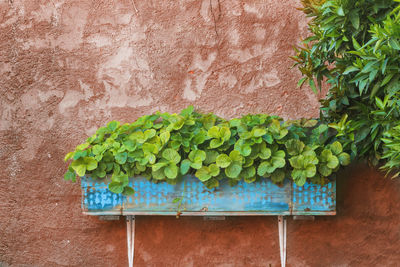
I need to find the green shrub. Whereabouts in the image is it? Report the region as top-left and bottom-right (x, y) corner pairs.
(293, 0), (400, 175)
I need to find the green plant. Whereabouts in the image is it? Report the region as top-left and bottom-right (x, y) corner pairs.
(381, 125), (400, 177)
(293, 0), (400, 176)
(64, 107), (350, 194)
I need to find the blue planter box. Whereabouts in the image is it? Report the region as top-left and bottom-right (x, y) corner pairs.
(81, 176), (336, 216)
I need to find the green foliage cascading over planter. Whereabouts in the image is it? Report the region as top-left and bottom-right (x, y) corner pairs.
(64, 106), (350, 195)
(293, 0), (400, 177)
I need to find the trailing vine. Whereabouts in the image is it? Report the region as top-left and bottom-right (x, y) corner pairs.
(64, 106), (350, 195)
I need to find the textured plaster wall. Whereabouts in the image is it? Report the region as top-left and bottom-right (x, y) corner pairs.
(0, 0), (399, 266)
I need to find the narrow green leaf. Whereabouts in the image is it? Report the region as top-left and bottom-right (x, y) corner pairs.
(309, 78), (317, 94)
(343, 66), (359, 75)
(389, 38), (400, 50)
(109, 182), (124, 194)
(337, 6), (344, 16)
(375, 97), (385, 110)
(297, 77), (307, 88)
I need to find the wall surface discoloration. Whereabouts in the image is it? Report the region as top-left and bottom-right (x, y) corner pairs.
(1, 0), (399, 266)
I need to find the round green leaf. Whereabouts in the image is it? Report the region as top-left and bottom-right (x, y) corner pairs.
(169, 140), (181, 150)
(147, 153), (156, 164)
(73, 150), (87, 160)
(271, 170), (285, 183)
(180, 105), (194, 116)
(115, 152), (128, 164)
(152, 162), (167, 172)
(180, 159), (191, 175)
(64, 170), (76, 182)
(193, 131), (207, 145)
(112, 173), (129, 185)
(272, 156), (286, 168)
(242, 166), (256, 179)
(225, 162), (242, 178)
(190, 161), (202, 169)
(107, 121), (120, 131)
(162, 148), (181, 164)
(152, 168), (166, 180)
(253, 128), (266, 137)
(278, 129), (288, 139)
(285, 139), (305, 156)
(84, 157), (98, 171)
(210, 139), (224, 148)
(92, 145), (103, 155)
(164, 164), (178, 179)
(216, 154), (232, 168)
(259, 145), (271, 160)
(292, 170), (307, 186)
(196, 167), (212, 182)
(160, 131), (171, 145)
(257, 162), (270, 176)
(71, 160), (86, 177)
(327, 155), (339, 169)
(289, 155), (303, 169)
(209, 164), (220, 176)
(330, 141), (343, 155)
(305, 164), (317, 177)
(319, 164), (332, 176)
(204, 150), (218, 164)
(338, 152), (351, 166)
(143, 143), (157, 154)
(229, 118), (241, 127)
(244, 175), (256, 183)
(220, 127), (231, 140)
(204, 178), (219, 189)
(229, 150), (242, 162)
(122, 186), (135, 196)
(207, 126), (220, 138)
(144, 129), (156, 140)
(97, 170), (106, 178)
(189, 150), (206, 162)
(241, 145), (252, 156)
(172, 118), (185, 130)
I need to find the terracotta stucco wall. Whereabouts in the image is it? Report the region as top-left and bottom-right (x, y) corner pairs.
(1, 0), (399, 266)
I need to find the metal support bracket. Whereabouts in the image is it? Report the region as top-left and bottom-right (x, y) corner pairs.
(278, 216), (287, 267)
(203, 216), (226, 221)
(126, 215), (135, 267)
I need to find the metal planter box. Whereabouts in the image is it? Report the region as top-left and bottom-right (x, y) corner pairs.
(81, 176), (336, 216)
